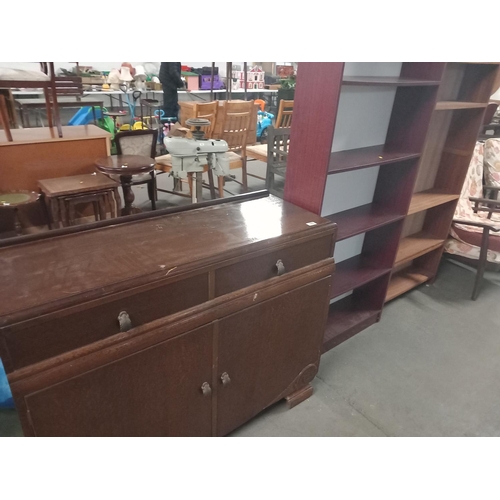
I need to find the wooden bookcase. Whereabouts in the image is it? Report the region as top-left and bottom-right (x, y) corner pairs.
(386, 62), (500, 302)
(284, 63), (444, 352)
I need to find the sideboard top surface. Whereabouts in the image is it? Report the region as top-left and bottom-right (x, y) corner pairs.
(0, 195), (335, 321)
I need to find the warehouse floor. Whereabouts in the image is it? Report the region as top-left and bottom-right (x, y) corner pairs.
(2, 260), (500, 437)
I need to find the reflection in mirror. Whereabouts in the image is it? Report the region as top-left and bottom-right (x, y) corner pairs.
(0, 61), (297, 241)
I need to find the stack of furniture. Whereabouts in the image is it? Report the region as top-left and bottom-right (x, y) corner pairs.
(0, 192), (336, 436)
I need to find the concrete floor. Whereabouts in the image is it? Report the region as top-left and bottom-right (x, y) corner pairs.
(2, 260), (500, 437)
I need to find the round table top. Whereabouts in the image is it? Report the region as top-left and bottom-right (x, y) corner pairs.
(0, 190), (40, 207)
(95, 155), (155, 175)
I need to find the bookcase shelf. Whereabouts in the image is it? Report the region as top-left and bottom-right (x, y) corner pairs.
(342, 76), (441, 87)
(387, 62), (500, 301)
(408, 190), (460, 215)
(435, 101), (487, 110)
(328, 145), (420, 174)
(325, 204), (404, 241)
(284, 62), (446, 352)
(330, 255), (392, 299)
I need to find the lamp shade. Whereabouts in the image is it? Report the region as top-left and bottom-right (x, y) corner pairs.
(119, 66), (133, 82)
(134, 65), (146, 79)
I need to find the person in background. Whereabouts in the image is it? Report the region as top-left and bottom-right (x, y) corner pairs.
(159, 62), (185, 121)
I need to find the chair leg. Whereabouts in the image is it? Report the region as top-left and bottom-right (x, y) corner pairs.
(147, 173), (156, 210)
(241, 155), (248, 192)
(207, 170), (216, 200)
(43, 88), (54, 129)
(187, 173), (193, 196)
(471, 228), (490, 300)
(218, 176), (225, 198)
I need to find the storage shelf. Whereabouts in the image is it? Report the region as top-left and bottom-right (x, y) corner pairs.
(325, 204), (405, 241)
(342, 76), (441, 86)
(394, 231), (445, 266)
(385, 268), (430, 302)
(331, 255), (392, 299)
(435, 101), (488, 111)
(328, 145), (420, 174)
(408, 190), (460, 215)
(323, 298), (380, 353)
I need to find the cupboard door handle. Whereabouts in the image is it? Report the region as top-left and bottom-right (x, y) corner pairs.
(201, 382), (212, 396)
(221, 372), (231, 386)
(118, 311), (132, 332)
(275, 259), (285, 276)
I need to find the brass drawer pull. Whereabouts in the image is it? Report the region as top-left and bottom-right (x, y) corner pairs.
(275, 259), (285, 276)
(118, 311), (132, 332)
(221, 372), (231, 386)
(201, 382), (212, 396)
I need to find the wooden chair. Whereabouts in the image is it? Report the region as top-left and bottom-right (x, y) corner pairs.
(444, 141), (500, 299)
(266, 126), (291, 196)
(187, 101), (218, 138)
(0, 95), (12, 142)
(16, 76), (104, 128)
(217, 100), (253, 193)
(275, 99), (294, 128)
(112, 129), (158, 209)
(0, 62), (62, 139)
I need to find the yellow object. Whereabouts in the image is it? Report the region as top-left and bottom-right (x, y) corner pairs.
(102, 83), (110, 90)
(133, 121), (147, 130)
(119, 124), (131, 131)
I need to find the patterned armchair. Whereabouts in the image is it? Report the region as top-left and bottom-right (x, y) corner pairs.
(444, 140), (500, 299)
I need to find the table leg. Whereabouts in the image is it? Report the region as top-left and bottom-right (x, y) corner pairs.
(120, 175), (139, 216)
(13, 208), (22, 235)
(98, 195), (106, 220)
(59, 198), (69, 227)
(196, 172), (203, 202)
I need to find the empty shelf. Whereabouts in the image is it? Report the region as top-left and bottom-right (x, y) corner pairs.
(331, 255), (392, 299)
(325, 204), (404, 241)
(395, 232), (445, 266)
(385, 268), (430, 302)
(435, 101), (488, 111)
(342, 76), (441, 86)
(408, 190), (459, 215)
(323, 298), (380, 353)
(328, 145), (420, 174)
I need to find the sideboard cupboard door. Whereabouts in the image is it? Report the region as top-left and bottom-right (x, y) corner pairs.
(23, 325), (214, 437)
(216, 276), (331, 436)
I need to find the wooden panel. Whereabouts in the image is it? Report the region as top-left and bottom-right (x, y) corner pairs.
(400, 62), (446, 81)
(408, 190), (459, 215)
(23, 325), (214, 436)
(215, 235), (333, 297)
(328, 144), (420, 174)
(2, 273), (209, 371)
(283, 63), (344, 214)
(217, 277), (331, 436)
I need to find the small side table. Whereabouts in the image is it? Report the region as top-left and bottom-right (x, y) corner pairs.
(95, 155), (155, 216)
(38, 173), (121, 229)
(0, 191), (41, 235)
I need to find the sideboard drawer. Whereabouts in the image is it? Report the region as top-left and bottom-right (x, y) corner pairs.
(1, 273), (208, 371)
(214, 235), (333, 297)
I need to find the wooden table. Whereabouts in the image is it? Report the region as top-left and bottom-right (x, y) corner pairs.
(38, 173), (120, 228)
(95, 155), (155, 216)
(0, 190), (40, 235)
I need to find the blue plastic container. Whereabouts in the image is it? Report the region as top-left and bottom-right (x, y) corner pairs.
(0, 358), (13, 409)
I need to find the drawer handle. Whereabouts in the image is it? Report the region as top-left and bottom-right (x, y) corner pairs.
(118, 311), (132, 332)
(221, 372), (231, 386)
(275, 259), (285, 276)
(201, 382), (212, 396)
